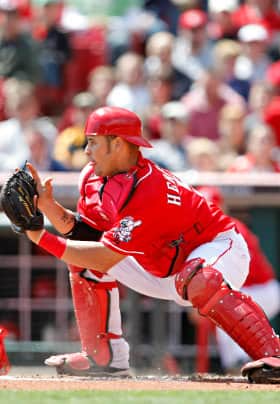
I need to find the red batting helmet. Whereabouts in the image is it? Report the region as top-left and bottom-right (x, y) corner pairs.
(84, 106), (152, 148)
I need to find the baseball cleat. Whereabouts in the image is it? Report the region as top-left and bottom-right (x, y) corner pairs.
(241, 356), (280, 384)
(45, 352), (132, 378)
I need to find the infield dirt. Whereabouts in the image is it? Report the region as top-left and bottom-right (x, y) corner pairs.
(0, 374), (279, 391)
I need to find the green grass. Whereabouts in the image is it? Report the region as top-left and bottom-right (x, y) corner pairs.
(0, 391), (279, 404)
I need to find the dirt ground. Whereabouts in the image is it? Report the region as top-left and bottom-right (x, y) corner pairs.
(0, 373), (279, 391)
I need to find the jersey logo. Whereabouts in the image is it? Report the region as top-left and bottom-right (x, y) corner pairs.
(113, 216), (142, 242)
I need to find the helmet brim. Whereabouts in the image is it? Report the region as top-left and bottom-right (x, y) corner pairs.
(122, 135), (153, 148)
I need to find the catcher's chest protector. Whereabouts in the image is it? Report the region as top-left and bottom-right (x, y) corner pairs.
(69, 270), (122, 366)
(78, 164), (136, 231)
(175, 261), (280, 360)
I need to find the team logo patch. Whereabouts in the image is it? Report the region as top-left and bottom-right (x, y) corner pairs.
(113, 216), (142, 242)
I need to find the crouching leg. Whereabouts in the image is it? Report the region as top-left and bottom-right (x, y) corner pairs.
(45, 266), (130, 377)
(175, 258), (280, 383)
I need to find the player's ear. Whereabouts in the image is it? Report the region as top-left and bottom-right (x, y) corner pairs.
(113, 137), (123, 151)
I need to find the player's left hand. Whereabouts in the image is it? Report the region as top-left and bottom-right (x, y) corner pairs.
(0, 164), (44, 234)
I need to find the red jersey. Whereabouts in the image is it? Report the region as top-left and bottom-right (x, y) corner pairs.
(102, 154), (234, 278)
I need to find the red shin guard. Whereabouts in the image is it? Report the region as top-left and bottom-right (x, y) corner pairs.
(175, 260), (280, 360)
(69, 269), (122, 367)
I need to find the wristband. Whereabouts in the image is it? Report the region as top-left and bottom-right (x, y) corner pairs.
(38, 230), (67, 259)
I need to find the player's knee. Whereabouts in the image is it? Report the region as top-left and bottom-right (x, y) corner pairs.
(175, 258), (227, 310)
(175, 258), (204, 300)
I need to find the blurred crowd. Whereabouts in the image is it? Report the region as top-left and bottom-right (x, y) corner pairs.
(0, 0), (280, 174)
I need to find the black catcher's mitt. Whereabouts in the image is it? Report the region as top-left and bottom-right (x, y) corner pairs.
(0, 166), (44, 234)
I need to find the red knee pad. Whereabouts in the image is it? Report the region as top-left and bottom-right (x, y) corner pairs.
(175, 259), (231, 315)
(175, 258), (205, 300)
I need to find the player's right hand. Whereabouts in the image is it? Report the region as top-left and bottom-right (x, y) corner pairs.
(26, 162), (54, 213)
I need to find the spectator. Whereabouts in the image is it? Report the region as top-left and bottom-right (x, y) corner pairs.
(142, 0), (180, 35)
(233, 0), (280, 61)
(232, 0), (280, 39)
(24, 124), (67, 171)
(244, 80), (273, 133)
(145, 30), (174, 71)
(0, 4), (40, 83)
(145, 30), (192, 99)
(235, 24), (272, 83)
(181, 67), (245, 140)
(218, 104), (247, 170)
(36, 0), (72, 115)
(88, 65), (115, 109)
(172, 9), (214, 84)
(187, 136), (220, 172)
(57, 66), (114, 132)
(54, 92), (96, 171)
(0, 78), (57, 171)
(228, 124), (280, 172)
(212, 39), (250, 100)
(144, 67), (174, 139)
(106, 2), (168, 63)
(107, 52), (150, 115)
(262, 60), (280, 146)
(207, 0), (239, 40)
(143, 101), (190, 171)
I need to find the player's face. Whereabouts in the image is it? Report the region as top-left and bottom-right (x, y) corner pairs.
(85, 135), (119, 176)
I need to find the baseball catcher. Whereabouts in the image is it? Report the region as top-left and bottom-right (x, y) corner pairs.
(2, 107), (280, 384)
(0, 165), (44, 234)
